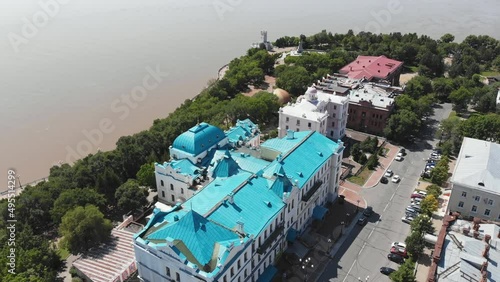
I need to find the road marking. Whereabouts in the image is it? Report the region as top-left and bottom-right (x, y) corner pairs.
(390, 192), (396, 201)
(342, 259), (357, 282)
(383, 202), (390, 212)
(368, 227), (375, 239)
(358, 242), (367, 255)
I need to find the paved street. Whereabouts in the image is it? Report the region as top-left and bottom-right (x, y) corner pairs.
(319, 103), (453, 282)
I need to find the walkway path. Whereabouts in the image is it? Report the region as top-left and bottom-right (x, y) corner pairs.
(363, 143), (399, 188)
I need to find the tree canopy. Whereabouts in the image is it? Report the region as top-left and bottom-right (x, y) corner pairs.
(115, 179), (149, 213)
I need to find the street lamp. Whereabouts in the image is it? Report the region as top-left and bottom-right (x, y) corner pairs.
(356, 200), (360, 212)
(340, 221), (345, 235)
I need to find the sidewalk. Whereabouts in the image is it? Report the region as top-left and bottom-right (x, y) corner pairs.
(274, 201), (362, 282)
(363, 143), (399, 188)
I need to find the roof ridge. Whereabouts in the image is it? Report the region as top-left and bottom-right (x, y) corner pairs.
(203, 174), (255, 218)
(280, 131), (316, 160)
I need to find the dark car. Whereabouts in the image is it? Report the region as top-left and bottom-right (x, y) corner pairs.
(357, 216), (367, 225)
(380, 267), (396, 275)
(388, 253), (405, 264)
(380, 176), (389, 184)
(399, 148), (406, 155)
(363, 206), (373, 217)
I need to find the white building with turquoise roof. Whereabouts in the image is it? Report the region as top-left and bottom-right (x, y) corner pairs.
(134, 121), (344, 282)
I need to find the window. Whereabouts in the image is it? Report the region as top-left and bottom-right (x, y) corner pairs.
(330, 131), (334, 137)
(231, 267), (234, 277)
(171, 195), (175, 202)
(244, 269), (248, 278)
(176, 273), (180, 282)
(308, 122), (311, 128)
(461, 191), (467, 197)
(160, 180), (164, 186)
(162, 191), (165, 198)
(244, 252), (248, 262)
(170, 184), (173, 190)
(334, 105), (337, 110)
(286, 117), (289, 122)
(474, 196), (480, 202)
(181, 188), (184, 194)
(166, 267), (171, 276)
(237, 260), (241, 269)
(458, 201), (464, 208)
(296, 120), (300, 126)
(488, 199), (494, 205)
(471, 205), (477, 212)
(285, 125), (289, 130)
(362, 112), (366, 118)
(296, 128), (299, 132)
(264, 230), (267, 239)
(332, 113), (336, 118)
(485, 209), (491, 216)
(223, 276), (227, 282)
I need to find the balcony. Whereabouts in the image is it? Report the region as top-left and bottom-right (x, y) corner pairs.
(302, 180), (323, 202)
(257, 224), (284, 255)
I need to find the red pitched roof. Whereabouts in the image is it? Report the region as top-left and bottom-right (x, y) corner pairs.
(339, 55), (403, 80)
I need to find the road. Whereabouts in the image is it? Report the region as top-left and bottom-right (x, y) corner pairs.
(319, 103), (453, 282)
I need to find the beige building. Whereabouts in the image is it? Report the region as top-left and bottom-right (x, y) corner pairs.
(448, 137), (500, 221)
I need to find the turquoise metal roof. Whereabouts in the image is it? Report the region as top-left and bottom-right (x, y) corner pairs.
(261, 131), (311, 155)
(172, 123), (226, 155)
(167, 159), (200, 177)
(274, 131), (340, 188)
(207, 176), (285, 236)
(211, 150), (241, 178)
(144, 210), (239, 267)
(229, 151), (270, 174)
(225, 119), (259, 144)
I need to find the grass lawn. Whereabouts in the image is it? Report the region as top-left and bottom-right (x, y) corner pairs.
(57, 247), (70, 260)
(348, 166), (373, 186)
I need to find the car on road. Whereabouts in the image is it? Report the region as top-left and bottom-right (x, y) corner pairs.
(363, 206), (374, 217)
(380, 267), (396, 275)
(357, 216), (367, 225)
(380, 176), (389, 184)
(384, 169), (393, 177)
(390, 246), (408, 258)
(401, 216), (414, 224)
(391, 175), (401, 183)
(391, 242), (407, 249)
(388, 253), (405, 264)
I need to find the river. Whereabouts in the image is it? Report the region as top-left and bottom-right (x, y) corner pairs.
(1, 0), (499, 184)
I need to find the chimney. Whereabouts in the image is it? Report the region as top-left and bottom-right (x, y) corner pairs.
(228, 192), (234, 204)
(286, 130), (295, 139)
(482, 244), (490, 258)
(236, 220), (245, 235)
(485, 234), (491, 244)
(481, 261), (488, 273)
(473, 231), (480, 239)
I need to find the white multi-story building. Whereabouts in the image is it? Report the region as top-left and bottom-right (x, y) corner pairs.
(134, 121), (344, 282)
(278, 87), (349, 140)
(448, 137), (500, 221)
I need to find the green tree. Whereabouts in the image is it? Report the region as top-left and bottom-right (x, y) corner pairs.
(426, 184), (442, 199)
(430, 165), (448, 186)
(432, 77), (454, 102)
(96, 168), (122, 204)
(404, 76), (433, 99)
(350, 143), (362, 162)
(405, 231), (425, 258)
(275, 65), (312, 96)
(384, 109), (421, 142)
(59, 205), (112, 255)
(440, 33), (455, 43)
(136, 162), (156, 189)
(420, 195), (439, 216)
(367, 154), (379, 170)
(449, 86), (472, 112)
(410, 215), (435, 234)
(115, 179), (149, 213)
(389, 259), (416, 282)
(51, 188), (107, 223)
(359, 154), (368, 165)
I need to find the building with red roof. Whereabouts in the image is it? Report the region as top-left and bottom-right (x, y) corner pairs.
(339, 55), (403, 86)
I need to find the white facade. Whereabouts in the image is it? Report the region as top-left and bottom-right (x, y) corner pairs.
(448, 138), (500, 221)
(278, 87), (349, 140)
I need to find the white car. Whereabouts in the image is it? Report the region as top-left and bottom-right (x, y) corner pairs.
(392, 175), (401, 183)
(392, 242), (407, 249)
(417, 191), (427, 197)
(384, 169), (393, 177)
(402, 216), (414, 224)
(395, 155), (403, 161)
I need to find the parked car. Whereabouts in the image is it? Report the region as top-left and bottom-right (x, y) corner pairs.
(384, 169), (393, 177)
(391, 242), (407, 249)
(405, 207), (418, 214)
(411, 193), (424, 199)
(363, 206), (374, 217)
(390, 246), (408, 258)
(392, 175), (401, 183)
(399, 148), (406, 155)
(417, 191), (428, 197)
(380, 176), (389, 184)
(401, 216), (414, 224)
(358, 216), (367, 225)
(380, 267), (396, 275)
(395, 155), (403, 161)
(410, 205), (422, 213)
(388, 253), (405, 264)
